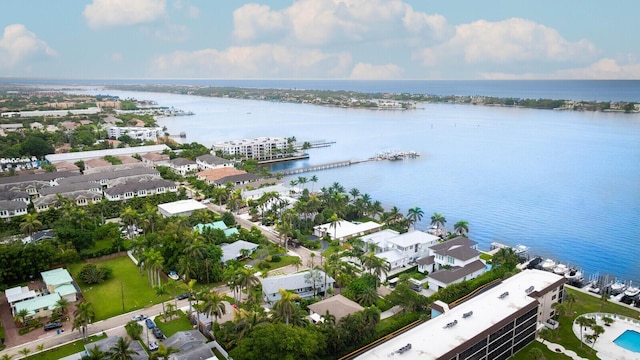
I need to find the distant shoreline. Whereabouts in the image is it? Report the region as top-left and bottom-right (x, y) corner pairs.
(103, 84), (639, 114)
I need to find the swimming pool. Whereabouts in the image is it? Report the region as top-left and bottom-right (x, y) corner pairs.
(614, 330), (640, 353)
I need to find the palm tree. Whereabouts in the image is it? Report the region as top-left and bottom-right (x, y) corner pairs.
(453, 220), (469, 236)
(20, 213), (42, 238)
(328, 213), (341, 240)
(120, 207), (139, 238)
(73, 300), (96, 342)
(107, 337), (138, 360)
(289, 179), (298, 194)
(492, 247), (519, 270)
(14, 308), (29, 327)
(406, 207), (424, 230)
(309, 175), (318, 193)
(153, 343), (180, 360)
(0, 354), (14, 360)
(297, 176), (308, 191)
(349, 188), (360, 202)
(576, 316), (596, 347)
(272, 289), (300, 325)
(54, 297), (70, 315)
(430, 212), (446, 235)
(292, 256), (303, 271)
(154, 283), (169, 321)
(18, 348), (30, 357)
(590, 324), (605, 349)
(202, 291), (226, 324)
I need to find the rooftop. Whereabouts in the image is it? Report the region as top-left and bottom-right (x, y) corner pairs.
(45, 144), (170, 163)
(308, 294), (364, 322)
(220, 240), (259, 263)
(260, 270), (334, 296)
(41, 268), (73, 286)
(158, 199), (208, 215)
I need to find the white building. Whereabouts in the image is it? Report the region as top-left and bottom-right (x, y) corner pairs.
(107, 126), (162, 141)
(195, 154), (233, 170)
(260, 270), (335, 304)
(212, 137), (288, 160)
(313, 220), (382, 241)
(45, 144), (170, 163)
(158, 199), (208, 218)
(354, 269), (566, 360)
(167, 158), (198, 176)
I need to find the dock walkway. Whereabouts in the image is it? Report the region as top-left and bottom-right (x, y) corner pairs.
(278, 160), (359, 176)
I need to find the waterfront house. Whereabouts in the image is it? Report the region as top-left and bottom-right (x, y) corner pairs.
(260, 270), (335, 304)
(167, 157), (198, 176)
(213, 173), (261, 187)
(196, 167), (247, 185)
(313, 220), (382, 241)
(195, 154), (233, 170)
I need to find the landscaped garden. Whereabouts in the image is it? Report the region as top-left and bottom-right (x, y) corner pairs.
(68, 256), (170, 321)
(154, 310), (192, 338)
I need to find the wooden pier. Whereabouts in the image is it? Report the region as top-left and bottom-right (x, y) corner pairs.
(278, 160), (357, 176)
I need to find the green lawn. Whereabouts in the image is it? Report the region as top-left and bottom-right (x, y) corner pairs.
(69, 256), (170, 321)
(321, 244), (345, 258)
(26, 333), (108, 360)
(154, 310), (192, 338)
(509, 341), (571, 360)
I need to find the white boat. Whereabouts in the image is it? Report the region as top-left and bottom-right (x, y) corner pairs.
(541, 258), (556, 271)
(553, 264), (569, 275)
(565, 269), (584, 282)
(610, 280), (627, 295)
(624, 282), (640, 298)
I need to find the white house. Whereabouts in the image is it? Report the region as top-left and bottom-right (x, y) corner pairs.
(195, 154), (233, 170)
(167, 158), (198, 176)
(220, 240), (259, 264)
(158, 199), (208, 218)
(360, 230), (440, 272)
(107, 126), (162, 141)
(313, 220), (382, 241)
(260, 270), (335, 304)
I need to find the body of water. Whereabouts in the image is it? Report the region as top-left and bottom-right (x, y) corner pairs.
(74, 81), (640, 284)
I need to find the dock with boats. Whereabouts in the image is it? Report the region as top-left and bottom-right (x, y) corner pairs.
(370, 150), (421, 161)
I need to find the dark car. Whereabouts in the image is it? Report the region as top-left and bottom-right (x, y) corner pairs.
(176, 293), (189, 300)
(145, 318), (155, 329)
(153, 327), (164, 339)
(44, 322), (63, 331)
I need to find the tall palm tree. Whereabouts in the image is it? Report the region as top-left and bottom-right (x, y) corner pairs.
(272, 289), (300, 325)
(406, 206), (424, 230)
(453, 220), (469, 236)
(120, 206), (139, 239)
(430, 212), (447, 235)
(349, 188), (360, 202)
(73, 300), (96, 342)
(107, 337), (138, 360)
(54, 297), (70, 315)
(20, 213), (42, 238)
(202, 291), (226, 325)
(292, 256), (303, 271)
(328, 213), (341, 240)
(309, 175), (318, 193)
(154, 283), (169, 321)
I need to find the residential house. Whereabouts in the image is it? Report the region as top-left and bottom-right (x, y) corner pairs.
(83, 161), (146, 175)
(213, 173), (261, 187)
(59, 167), (161, 188)
(13, 293), (61, 319)
(220, 240), (259, 264)
(313, 220), (382, 241)
(140, 152), (170, 167)
(34, 181), (103, 211)
(157, 199), (208, 218)
(163, 330), (215, 360)
(195, 154), (233, 170)
(167, 158), (198, 176)
(0, 190), (30, 203)
(104, 179), (178, 202)
(0, 171), (80, 196)
(260, 270), (335, 304)
(53, 161), (81, 173)
(85, 337), (148, 360)
(41, 268), (78, 302)
(5, 286), (38, 315)
(307, 294), (364, 323)
(193, 221), (239, 237)
(0, 200), (28, 220)
(45, 144), (171, 164)
(196, 167), (246, 185)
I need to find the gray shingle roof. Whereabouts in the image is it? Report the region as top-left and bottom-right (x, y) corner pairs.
(196, 154), (231, 165)
(0, 191), (29, 200)
(104, 179), (176, 196)
(428, 260), (486, 284)
(60, 167), (160, 184)
(39, 181), (101, 196)
(169, 157), (196, 166)
(434, 245), (480, 261)
(0, 171), (80, 185)
(0, 200), (28, 211)
(416, 255), (435, 266)
(214, 173), (260, 185)
(429, 236), (477, 252)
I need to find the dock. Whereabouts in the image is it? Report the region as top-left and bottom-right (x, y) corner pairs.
(278, 160), (357, 176)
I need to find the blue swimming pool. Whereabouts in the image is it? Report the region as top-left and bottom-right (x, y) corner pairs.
(614, 330), (640, 353)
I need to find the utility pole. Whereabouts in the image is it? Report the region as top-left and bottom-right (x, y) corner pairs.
(121, 281), (125, 313)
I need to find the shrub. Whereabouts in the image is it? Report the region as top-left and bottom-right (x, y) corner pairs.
(78, 264), (113, 284)
(270, 255), (282, 263)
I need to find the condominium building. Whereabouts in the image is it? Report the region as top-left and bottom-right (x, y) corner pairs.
(212, 137), (288, 160)
(107, 126), (162, 141)
(354, 269), (565, 360)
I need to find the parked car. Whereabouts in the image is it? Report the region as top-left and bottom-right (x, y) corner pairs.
(153, 327), (164, 339)
(44, 322), (63, 331)
(148, 342), (159, 351)
(131, 314), (148, 321)
(176, 293), (189, 300)
(145, 318), (155, 329)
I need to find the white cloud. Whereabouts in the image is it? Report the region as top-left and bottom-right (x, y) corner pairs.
(232, 0), (448, 46)
(350, 63), (404, 80)
(0, 24), (56, 67)
(481, 58), (640, 80)
(151, 45), (352, 78)
(84, 0), (166, 29)
(415, 18), (596, 66)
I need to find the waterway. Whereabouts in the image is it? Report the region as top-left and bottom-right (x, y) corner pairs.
(76, 82), (640, 284)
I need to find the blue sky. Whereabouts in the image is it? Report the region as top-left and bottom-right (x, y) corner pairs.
(1, 0), (638, 80)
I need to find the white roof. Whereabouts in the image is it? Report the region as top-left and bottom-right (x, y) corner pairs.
(158, 199), (207, 215)
(45, 144), (170, 163)
(376, 249), (406, 263)
(242, 184), (290, 200)
(355, 269), (564, 359)
(361, 229), (399, 247)
(5, 286), (37, 304)
(315, 220), (381, 240)
(220, 240), (259, 263)
(387, 230), (440, 248)
(260, 270), (334, 296)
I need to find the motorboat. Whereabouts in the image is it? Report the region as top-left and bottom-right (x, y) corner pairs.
(610, 280), (627, 295)
(540, 258), (556, 272)
(565, 269), (584, 285)
(624, 282), (640, 298)
(553, 264), (569, 275)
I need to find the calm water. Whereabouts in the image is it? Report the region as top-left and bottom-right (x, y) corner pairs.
(75, 82), (640, 283)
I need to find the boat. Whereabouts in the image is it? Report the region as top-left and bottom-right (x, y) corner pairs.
(586, 281), (601, 294)
(553, 264), (569, 275)
(540, 258), (556, 272)
(624, 282), (640, 298)
(565, 269), (584, 285)
(168, 270), (179, 281)
(610, 280), (627, 295)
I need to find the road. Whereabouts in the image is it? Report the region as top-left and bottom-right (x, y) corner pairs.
(0, 202), (319, 359)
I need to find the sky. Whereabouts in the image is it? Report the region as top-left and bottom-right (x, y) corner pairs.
(1, 0), (639, 80)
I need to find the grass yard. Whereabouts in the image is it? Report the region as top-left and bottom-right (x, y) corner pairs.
(155, 310), (193, 338)
(69, 256), (170, 321)
(26, 333), (108, 360)
(509, 341), (571, 360)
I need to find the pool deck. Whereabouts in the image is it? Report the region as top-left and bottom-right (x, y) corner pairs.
(573, 313), (640, 360)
